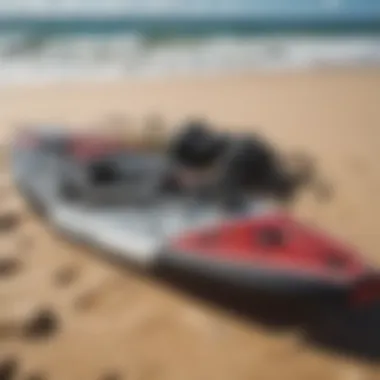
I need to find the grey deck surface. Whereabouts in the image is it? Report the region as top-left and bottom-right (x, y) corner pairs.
(50, 198), (274, 266)
(10, 139), (276, 267)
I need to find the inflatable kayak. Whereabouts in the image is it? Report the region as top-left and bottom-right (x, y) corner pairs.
(9, 126), (380, 306)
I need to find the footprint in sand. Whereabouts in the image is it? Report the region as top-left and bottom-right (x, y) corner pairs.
(73, 290), (99, 312)
(23, 373), (47, 380)
(0, 233), (34, 279)
(72, 275), (128, 313)
(98, 372), (122, 380)
(0, 211), (21, 234)
(53, 265), (80, 288)
(312, 178), (334, 203)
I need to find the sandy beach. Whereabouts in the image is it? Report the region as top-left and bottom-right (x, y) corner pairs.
(1, 67), (380, 379)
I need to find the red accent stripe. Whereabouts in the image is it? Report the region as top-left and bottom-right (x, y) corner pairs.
(69, 136), (133, 160)
(170, 214), (367, 281)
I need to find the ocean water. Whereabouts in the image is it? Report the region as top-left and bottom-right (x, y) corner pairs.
(0, 7), (380, 84)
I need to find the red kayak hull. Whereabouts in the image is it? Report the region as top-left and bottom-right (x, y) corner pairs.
(163, 213), (372, 296)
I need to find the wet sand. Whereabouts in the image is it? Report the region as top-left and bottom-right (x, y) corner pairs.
(1, 68), (380, 379)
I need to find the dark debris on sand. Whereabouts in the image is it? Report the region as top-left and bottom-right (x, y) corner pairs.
(0, 212), (21, 233)
(22, 309), (60, 340)
(0, 258), (21, 278)
(0, 357), (19, 380)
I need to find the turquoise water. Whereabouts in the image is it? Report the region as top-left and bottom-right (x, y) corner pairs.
(1, 0), (380, 19)
(1, 15), (380, 37)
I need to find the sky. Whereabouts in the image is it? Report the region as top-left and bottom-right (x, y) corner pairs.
(0, 0), (379, 17)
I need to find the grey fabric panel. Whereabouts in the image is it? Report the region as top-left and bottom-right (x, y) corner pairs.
(11, 140), (277, 270)
(81, 152), (168, 206)
(49, 198), (275, 267)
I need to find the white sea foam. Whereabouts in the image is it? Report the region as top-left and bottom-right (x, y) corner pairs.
(0, 34), (379, 85)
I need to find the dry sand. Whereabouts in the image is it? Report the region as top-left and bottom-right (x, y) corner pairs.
(1, 68), (380, 379)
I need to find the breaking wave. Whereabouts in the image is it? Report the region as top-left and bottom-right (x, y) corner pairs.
(0, 31), (379, 84)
